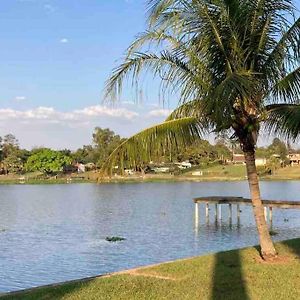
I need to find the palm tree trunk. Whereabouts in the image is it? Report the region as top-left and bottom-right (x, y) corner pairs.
(244, 149), (277, 259)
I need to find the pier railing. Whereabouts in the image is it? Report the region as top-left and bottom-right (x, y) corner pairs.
(193, 196), (300, 225)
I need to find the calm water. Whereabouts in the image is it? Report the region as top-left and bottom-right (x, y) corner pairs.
(1, 181), (300, 293)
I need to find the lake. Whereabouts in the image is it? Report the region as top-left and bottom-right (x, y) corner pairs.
(1, 181), (300, 293)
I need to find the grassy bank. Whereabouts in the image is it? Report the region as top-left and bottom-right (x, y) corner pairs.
(99, 164), (300, 183)
(2, 238), (300, 300)
(0, 172), (98, 185)
(1, 165), (300, 184)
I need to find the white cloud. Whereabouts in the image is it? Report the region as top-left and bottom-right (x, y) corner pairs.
(148, 109), (172, 117)
(14, 96), (27, 102)
(0, 105), (138, 124)
(0, 105), (170, 149)
(60, 38), (69, 44)
(73, 105), (139, 119)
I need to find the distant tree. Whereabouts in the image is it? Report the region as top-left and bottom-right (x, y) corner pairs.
(214, 142), (232, 162)
(72, 145), (96, 164)
(287, 141), (296, 154)
(266, 156), (281, 175)
(17, 149), (31, 164)
(1, 134), (19, 159)
(3, 134), (18, 145)
(59, 149), (72, 157)
(178, 140), (216, 165)
(0, 134), (27, 173)
(268, 138), (288, 161)
(255, 147), (269, 159)
(92, 127), (125, 167)
(25, 149), (72, 174)
(2, 155), (23, 174)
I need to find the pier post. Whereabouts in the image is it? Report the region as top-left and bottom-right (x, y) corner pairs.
(229, 204), (232, 222)
(264, 207), (268, 222)
(269, 206), (273, 225)
(219, 204), (222, 221)
(215, 204), (218, 221)
(206, 203), (209, 218)
(237, 204), (240, 224)
(195, 202), (199, 226)
(205, 202), (209, 223)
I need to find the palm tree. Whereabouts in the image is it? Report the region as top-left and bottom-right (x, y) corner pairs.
(103, 0), (300, 260)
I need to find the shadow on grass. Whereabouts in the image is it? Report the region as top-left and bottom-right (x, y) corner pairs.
(1, 276), (96, 300)
(281, 238), (300, 258)
(211, 249), (249, 300)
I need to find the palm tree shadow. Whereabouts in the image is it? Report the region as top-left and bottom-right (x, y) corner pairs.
(211, 249), (250, 300)
(281, 238), (300, 258)
(2, 276), (97, 300)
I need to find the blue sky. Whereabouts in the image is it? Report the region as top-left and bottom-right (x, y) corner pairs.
(0, 0), (299, 149)
(0, 0), (145, 110)
(0, 0), (170, 149)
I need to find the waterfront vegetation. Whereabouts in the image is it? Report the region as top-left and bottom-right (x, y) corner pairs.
(0, 128), (295, 184)
(2, 238), (300, 300)
(3, 163), (300, 184)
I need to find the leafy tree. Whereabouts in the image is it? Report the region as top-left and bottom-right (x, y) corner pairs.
(214, 141), (232, 162)
(104, 0), (300, 259)
(268, 138), (288, 161)
(2, 155), (23, 174)
(0, 134), (27, 173)
(25, 149), (72, 174)
(71, 128), (124, 167)
(1, 134), (19, 159)
(92, 127), (125, 167)
(255, 147), (269, 159)
(59, 149), (72, 157)
(177, 140), (225, 165)
(72, 145), (96, 164)
(266, 156), (282, 175)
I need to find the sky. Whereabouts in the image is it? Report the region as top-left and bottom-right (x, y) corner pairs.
(0, 0), (172, 149)
(0, 0), (299, 149)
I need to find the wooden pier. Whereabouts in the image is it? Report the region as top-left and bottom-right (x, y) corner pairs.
(193, 196), (300, 226)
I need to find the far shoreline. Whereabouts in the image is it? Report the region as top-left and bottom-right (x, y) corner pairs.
(1, 174), (300, 185)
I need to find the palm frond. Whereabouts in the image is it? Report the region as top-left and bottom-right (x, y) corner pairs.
(263, 16), (300, 84)
(126, 30), (181, 57)
(101, 117), (203, 175)
(265, 103), (300, 140)
(268, 67), (300, 104)
(105, 51), (206, 101)
(147, 0), (186, 28)
(165, 99), (203, 120)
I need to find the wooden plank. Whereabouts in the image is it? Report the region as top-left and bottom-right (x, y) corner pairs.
(193, 196), (300, 209)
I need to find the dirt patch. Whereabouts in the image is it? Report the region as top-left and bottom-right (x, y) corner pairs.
(120, 269), (182, 281)
(255, 255), (295, 265)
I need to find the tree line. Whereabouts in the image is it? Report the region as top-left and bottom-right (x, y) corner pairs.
(0, 128), (294, 175)
(0, 127), (123, 175)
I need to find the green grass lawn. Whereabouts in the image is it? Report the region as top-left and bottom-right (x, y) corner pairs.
(2, 238), (300, 300)
(203, 164), (247, 178)
(183, 164), (247, 179)
(264, 165), (300, 180)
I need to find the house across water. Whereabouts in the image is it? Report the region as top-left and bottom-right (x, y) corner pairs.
(232, 154), (267, 166)
(288, 154), (300, 166)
